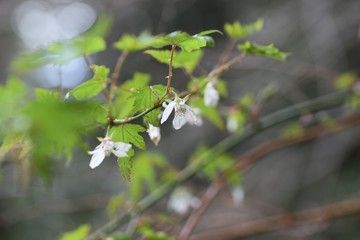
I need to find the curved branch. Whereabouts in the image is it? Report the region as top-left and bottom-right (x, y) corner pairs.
(86, 90), (351, 240)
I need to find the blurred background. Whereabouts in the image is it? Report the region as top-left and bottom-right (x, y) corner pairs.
(0, 0), (360, 239)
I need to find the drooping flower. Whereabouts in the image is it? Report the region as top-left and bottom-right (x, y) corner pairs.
(88, 135), (132, 169)
(160, 94), (202, 130)
(204, 81), (219, 107)
(147, 124), (161, 145)
(167, 187), (200, 214)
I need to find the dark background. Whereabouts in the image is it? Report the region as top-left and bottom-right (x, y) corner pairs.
(0, 0), (360, 239)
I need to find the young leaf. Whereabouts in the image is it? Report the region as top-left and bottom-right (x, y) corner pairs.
(110, 124), (146, 150)
(114, 32), (153, 52)
(237, 41), (290, 61)
(59, 224), (90, 240)
(189, 98), (224, 129)
(70, 65), (109, 100)
(130, 84), (167, 113)
(145, 50), (203, 73)
(334, 72), (357, 90)
(224, 18), (263, 40)
(118, 152), (134, 181)
(10, 49), (51, 73)
(35, 88), (62, 102)
(151, 30), (220, 52)
(82, 15), (113, 38)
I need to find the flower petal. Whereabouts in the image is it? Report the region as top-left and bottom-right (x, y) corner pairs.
(185, 105), (202, 126)
(161, 101), (176, 124)
(112, 142), (132, 158)
(204, 82), (219, 107)
(89, 149), (106, 169)
(173, 110), (187, 129)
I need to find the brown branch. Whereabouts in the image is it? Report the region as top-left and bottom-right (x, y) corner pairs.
(190, 197), (360, 240)
(180, 111), (360, 239)
(111, 52), (129, 87)
(166, 44), (176, 95)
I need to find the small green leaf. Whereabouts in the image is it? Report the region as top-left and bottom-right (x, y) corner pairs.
(118, 153), (134, 181)
(114, 32), (153, 52)
(145, 50), (203, 73)
(334, 72), (357, 90)
(216, 79), (228, 97)
(130, 153), (167, 202)
(59, 224), (90, 240)
(111, 124), (146, 150)
(237, 41), (290, 61)
(131, 84), (167, 113)
(189, 98), (224, 129)
(70, 65), (109, 100)
(224, 18), (263, 40)
(35, 88), (62, 102)
(151, 30), (220, 52)
(83, 15), (113, 38)
(239, 93), (254, 108)
(10, 49), (50, 73)
(281, 123), (304, 139)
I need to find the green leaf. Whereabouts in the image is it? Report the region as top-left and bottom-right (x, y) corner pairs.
(237, 41), (290, 61)
(110, 124), (146, 150)
(130, 152), (167, 202)
(114, 32), (153, 52)
(189, 98), (224, 129)
(35, 88), (62, 102)
(107, 195), (127, 219)
(70, 65), (109, 100)
(47, 36), (106, 64)
(59, 224), (90, 240)
(239, 93), (254, 108)
(114, 72), (151, 118)
(117, 152), (134, 181)
(145, 50), (203, 73)
(82, 15), (113, 38)
(151, 30), (220, 52)
(224, 18), (263, 40)
(334, 72), (357, 90)
(216, 79), (228, 97)
(10, 49), (51, 73)
(131, 84), (167, 113)
(281, 123), (304, 139)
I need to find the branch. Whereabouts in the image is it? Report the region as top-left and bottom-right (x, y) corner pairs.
(166, 44), (176, 95)
(180, 110), (360, 239)
(85, 90), (351, 240)
(189, 197), (360, 240)
(111, 52), (129, 87)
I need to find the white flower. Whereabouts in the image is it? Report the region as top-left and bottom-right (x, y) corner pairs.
(160, 95), (202, 130)
(167, 187), (200, 214)
(204, 81), (219, 107)
(231, 186), (245, 207)
(147, 124), (161, 145)
(88, 136), (132, 169)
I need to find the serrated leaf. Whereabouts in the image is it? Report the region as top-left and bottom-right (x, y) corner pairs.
(114, 32), (153, 52)
(145, 50), (202, 73)
(70, 65), (109, 100)
(110, 124), (146, 150)
(189, 98), (224, 129)
(59, 224), (90, 240)
(118, 151), (134, 181)
(151, 30), (220, 52)
(131, 84), (167, 113)
(237, 41), (290, 61)
(224, 18), (263, 40)
(334, 72), (357, 90)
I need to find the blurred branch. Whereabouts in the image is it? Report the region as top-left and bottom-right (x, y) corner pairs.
(180, 110), (360, 239)
(86, 90), (352, 240)
(189, 197), (360, 240)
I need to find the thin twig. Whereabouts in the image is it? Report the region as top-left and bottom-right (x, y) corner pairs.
(189, 197), (360, 240)
(180, 110), (360, 239)
(111, 52), (129, 87)
(85, 90), (351, 240)
(166, 44), (176, 95)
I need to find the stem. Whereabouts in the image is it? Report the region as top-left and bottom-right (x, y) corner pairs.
(209, 53), (246, 79)
(85, 90), (350, 240)
(217, 39), (237, 66)
(166, 44), (176, 95)
(111, 52), (129, 87)
(112, 104), (160, 125)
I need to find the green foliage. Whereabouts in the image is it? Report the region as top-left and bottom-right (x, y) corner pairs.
(118, 153), (134, 181)
(107, 194), (127, 219)
(130, 84), (167, 113)
(189, 98), (224, 129)
(138, 225), (174, 240)
(151, 30), (220, 52)
(107, 233), (133, 240)
(114, 32), (153, 52)
(237, 41), (289, 61)
(224, 18), (263, 40)
(145, 50), (203, 73)
(70, 65), (109, 100)
(83, 15), (113, 38)
(281, 123), (304, 139)
(35, 88), (62, 102)
(110, 124), (146, 150)
(130, 152), (167, 202)
(59, 224), (90, 240)
(334, 72), (357, 90)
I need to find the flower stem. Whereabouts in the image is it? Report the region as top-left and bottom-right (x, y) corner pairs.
(166, 44), (176, 95)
